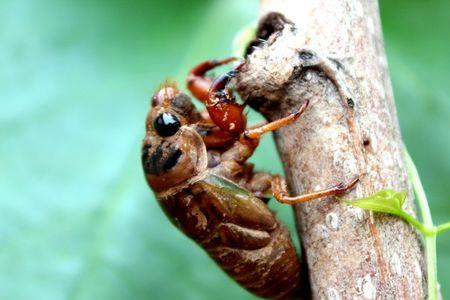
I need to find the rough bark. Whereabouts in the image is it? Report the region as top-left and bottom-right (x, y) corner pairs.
(235, 0), (426, 299)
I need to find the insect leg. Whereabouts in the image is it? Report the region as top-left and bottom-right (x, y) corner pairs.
(245, 172), (274, 201)
(207, 61), (247, 134)
(188, 58), (247, 134)
(241, 100), (309, 140)
(272, 175), (359, 204)
(187, 57), (238, 103)
(297, 49), (354, 108)
(216, 100), (309, 164)
(193, 123), (236, 149)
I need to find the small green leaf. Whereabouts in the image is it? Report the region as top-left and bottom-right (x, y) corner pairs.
(341, 189), (436, 236)
(437, 222), (450, 234)
(341, 189), (407, 216)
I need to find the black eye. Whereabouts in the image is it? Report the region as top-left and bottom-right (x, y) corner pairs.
(153, 113), (181, 137)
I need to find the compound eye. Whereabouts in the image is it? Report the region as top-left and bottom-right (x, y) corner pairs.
(153, 113), (181, 137)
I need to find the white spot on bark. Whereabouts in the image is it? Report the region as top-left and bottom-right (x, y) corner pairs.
(382, 154), (394, 167)
(414, 260), (423, 279)
(312, 224), (329, 241)
(370, 136), (378, 152)
(353, 1), (364, 17)
(391, 253), (402, 276)
(367, 17), (375, 35)
(349, 207), (365, 221)
(333, 151), (345, 168)
(327, 288), (340, 300)
(326, 213), (340, 230)
(304, 71), (312, 81)
(361, 274), (376, 299)
(323, 115), (333, 126)
(373, 80), (385, 99)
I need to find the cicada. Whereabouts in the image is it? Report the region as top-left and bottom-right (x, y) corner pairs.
(142, 58), (358, 299)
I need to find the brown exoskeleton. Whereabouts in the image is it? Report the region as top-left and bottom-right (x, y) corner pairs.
(142, 58), (358, 299)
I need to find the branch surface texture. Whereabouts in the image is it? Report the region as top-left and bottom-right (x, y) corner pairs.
(236, 0), (426, 298)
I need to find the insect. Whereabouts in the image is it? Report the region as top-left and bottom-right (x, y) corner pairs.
(142, 58), (358, 299)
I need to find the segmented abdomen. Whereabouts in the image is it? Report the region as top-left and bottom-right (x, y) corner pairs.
(208, 225), (301, 299)
(159, 184), (302, 299)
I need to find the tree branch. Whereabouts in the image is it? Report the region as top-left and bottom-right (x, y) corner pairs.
(236, 0), (427, 298)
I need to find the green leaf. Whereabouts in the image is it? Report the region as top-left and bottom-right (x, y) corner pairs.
(341, 189), (434, 236)
(341, 190), (406, 216)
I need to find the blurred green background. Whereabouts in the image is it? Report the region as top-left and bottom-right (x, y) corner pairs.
(1, 0), (448, 299)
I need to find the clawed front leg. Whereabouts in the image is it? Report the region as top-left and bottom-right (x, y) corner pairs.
(215, 100), (310, 166)
(297, 49), (355, 109)
(207, 61), (247, 134)
(187, 57), (237, 103)
(187, 58), (247, 134)
(271, 175), (359, 204)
